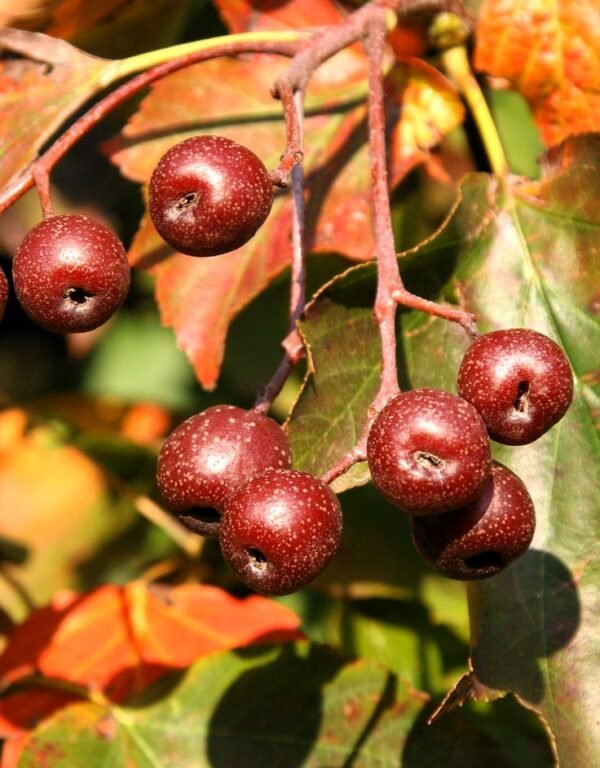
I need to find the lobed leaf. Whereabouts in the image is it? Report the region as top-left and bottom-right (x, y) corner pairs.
(286, 133), (600, 766)
(474, 0), (600, 145)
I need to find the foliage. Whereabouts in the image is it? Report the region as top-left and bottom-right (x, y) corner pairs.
(0, 0), (598, 766)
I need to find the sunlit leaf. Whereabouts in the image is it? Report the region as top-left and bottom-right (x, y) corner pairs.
(474, 0), (600, 145)
(14, 641), (555, 768)
(0, 409), (133, 622)
(0, 28), (110, 189)
(0, 582), (302, 761)
(287, 133), (600, 766)
(387, 58), (465, 186)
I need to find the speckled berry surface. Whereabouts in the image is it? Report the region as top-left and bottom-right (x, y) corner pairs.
(0, 268), (8, 322)
(457, 328), (573, 445)
(12, 215), (130, 334)
(367, 388), (493, 515)
(410, 462), (536, 580)
(156, 405), (291, 537)
(220, 469), (342, 596)
(149, 135), (274, 257)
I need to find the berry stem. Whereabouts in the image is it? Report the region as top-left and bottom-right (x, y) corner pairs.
(368, 6), (403, 412)
(0, 39), (300, 216)
(99, 30), (305, 87)
(255, 92), (307, 414)
(134, 496), (203, 559)
(440, 44), (509, 177)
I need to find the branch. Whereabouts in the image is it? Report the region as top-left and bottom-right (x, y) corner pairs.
(0, 39), (300, 216)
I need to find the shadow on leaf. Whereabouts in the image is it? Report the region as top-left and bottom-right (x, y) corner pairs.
(469, 548), (580, 703)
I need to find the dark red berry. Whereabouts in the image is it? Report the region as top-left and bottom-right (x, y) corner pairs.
(220, 469), (343, 596)
(0, 268), (8, 322)
(410, 462), (535, 580)
(156, 405), (291, 537)
(457, 328), (573, 445)
(148, 135), (274, 257)
(367, 388), (492, 515)
(12, 215), (130, 334)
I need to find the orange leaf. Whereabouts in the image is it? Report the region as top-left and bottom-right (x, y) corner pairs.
(386, 58), (465, 187)
(109, 51), (373, 389)
(215, 0), (347, 33)
(0, 415), (122, 621)
(474, 0), (600, 145)
(0, 28), (109, 189)
(0, 582), (302, 740)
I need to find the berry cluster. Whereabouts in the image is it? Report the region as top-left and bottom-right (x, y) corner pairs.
(367, 328), (573, 580)
(8, 129), (573, 592)
(5, 135), (272, 335)
(157, 405), (342, 596)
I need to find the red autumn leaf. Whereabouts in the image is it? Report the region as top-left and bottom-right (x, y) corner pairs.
(0, 28), (110, 189)
(109, 49), (374, 388)
(474, 0), (600, 146)
(0, 582), (302, 743)
(214, 0), (348, 33)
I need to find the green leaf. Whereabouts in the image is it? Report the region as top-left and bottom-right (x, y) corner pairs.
(287, 264), (381, 478)
(288, 133), (600, 767)
(16, 642), (553, 767)
(17, 643), (422, 766)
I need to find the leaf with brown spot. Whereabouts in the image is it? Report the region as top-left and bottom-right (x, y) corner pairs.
(0, 582), (302, 761)
(285, 133), (600, 767)
(474, 0), (600, 145)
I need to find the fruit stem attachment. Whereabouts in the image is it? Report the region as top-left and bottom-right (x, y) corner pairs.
(440, 44), (509, 177)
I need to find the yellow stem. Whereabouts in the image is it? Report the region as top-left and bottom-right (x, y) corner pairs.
(441, 45), (509, 177)
(134, 496), (203, 559)
(99, 30), (305, 88)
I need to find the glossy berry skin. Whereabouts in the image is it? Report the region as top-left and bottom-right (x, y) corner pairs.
(149, 135), (274, 257)
(0, 268), (8, 322)
(411, 462), (535, 580)
(220, 469), (343, 596)
(156, 405), (291, 537)
(12, 215), (130, 334)
(367, 388), (493, 515)
(457, 328), (573, 445)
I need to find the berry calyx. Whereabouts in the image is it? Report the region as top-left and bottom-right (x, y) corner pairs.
(367, 388), (492, 515)
(156, 405), (292, 537)
(457, 328), (573, 445)
(0, 268), (8, 322)
(410, 462), (535, 580)
(12, 215), (130, 334)
(219, 469), (343, 596)
(148, 135), (274, 257)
